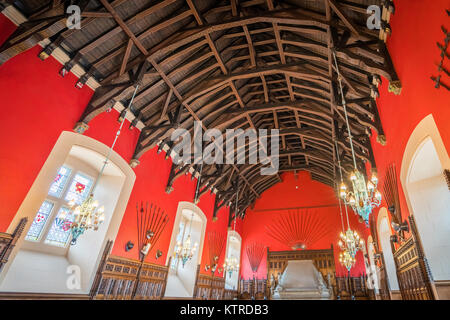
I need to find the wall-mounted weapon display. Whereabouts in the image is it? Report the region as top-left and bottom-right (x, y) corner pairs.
(206, 231), (226, 274)
(246, 242), (265, 276)
(265, 209), (332, 250)
(383, 163), (402, 224)
(136, 201), (169, 261)
(431, 17), (450, 91)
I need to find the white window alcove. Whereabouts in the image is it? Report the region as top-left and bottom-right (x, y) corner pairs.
(400, 115), (450, 284)
(0, 131), (135, 294)
(377, 207), (399, 293)
(360, 239), (372, 289)
(224, 230), (241, 291)
(366, 236), (379, 293)
(164, 202), (207, 298)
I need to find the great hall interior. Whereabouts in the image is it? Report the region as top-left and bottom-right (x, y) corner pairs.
(0, 0), (449, 302)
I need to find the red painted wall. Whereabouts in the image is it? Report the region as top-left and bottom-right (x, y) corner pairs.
(240, 171), (369, 279)
(0, 46), (94, 231)
(0, 13), (16, 46)
(368, 0), (450, 246)
(84, 111), (140, 163)
(0, 42), (238, 276)
(0, 0), (449, 285)
(110, 147), (238, 275)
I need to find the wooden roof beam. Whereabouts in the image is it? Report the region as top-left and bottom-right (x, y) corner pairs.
(327, 0), (360, 36)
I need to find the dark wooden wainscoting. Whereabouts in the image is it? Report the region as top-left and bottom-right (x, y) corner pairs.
(0, 237), (238, 300)
(238, 277), (268, 300)
(91, 243), (169, 300)
(0, 218), (27, 273)
(0, 292), (90, 299)
(335, 275), (374, 300)
(192, 265), (229, 300)
(0, 239), (170, 300)
(391, 215), (435, 300)
(378, 260), (391, 300)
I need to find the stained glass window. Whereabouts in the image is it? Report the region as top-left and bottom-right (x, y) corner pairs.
(64, 173), (93, 205)
(44, 207), (74, 247)
(25, 200), (54, 242)
(48, 166), (72, 198)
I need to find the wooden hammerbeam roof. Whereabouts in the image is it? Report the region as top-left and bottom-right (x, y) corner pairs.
(0, 0), (399, 219)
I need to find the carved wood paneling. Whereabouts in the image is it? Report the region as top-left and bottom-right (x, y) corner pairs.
(193, 265), (226, 300)
(92, 255), (169, 300)
(89, 239), (113, 298)
(223, 289), (238, 300)
(335, 275), (371, 300)
(383, 163), (402, 224)
(378, 253), (391, 300)
(444, 169), (450, 190)
(392, 215), (436, 300)
(0, 218), (27, 274)
(0, 292), (90, 300)
(238, 277), (268, 300)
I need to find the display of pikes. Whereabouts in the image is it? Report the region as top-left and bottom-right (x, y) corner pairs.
(265, 209), (332, 251)
(206, 231), (226, 274)
(444, 169), (450, 191)
(136, 201), (169, 261)
(431, 23), (450, 91)
(246, 242), (265, 276)
(382, 163), (402, 225)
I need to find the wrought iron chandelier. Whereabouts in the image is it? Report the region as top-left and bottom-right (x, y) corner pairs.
(333, 51), (382, 224)
(60, 85), (140, 245)
(173, 209), (198, 267)
(335, 140), (364, 272)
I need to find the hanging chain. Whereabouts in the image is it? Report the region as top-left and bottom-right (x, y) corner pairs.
(332, 52), (358, 170)
(91, 84), (140, 194)
(333, 140), (345, 232)
(188, 210), (194, 236)
(194, 163), (204, 203)
(337, 187), (346, 232)
(234, 178), (239, 223)
(335, 140), (351, 229)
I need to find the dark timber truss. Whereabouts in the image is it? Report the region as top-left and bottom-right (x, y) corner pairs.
(0, 0), (399, 221)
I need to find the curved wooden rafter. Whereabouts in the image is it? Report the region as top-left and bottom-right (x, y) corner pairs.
(0, 0), (399, 217)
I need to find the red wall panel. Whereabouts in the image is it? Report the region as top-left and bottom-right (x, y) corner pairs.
(109, 146), (240, 275)
(368, 0), (450, 245)
(240, 171), (369, 279)
(0, 46), (94, 231)
(0, 0), (449, 285)
(0, 13), (16, 46)
(0, 44), (234, 275)
(83, 110), (140, 163)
